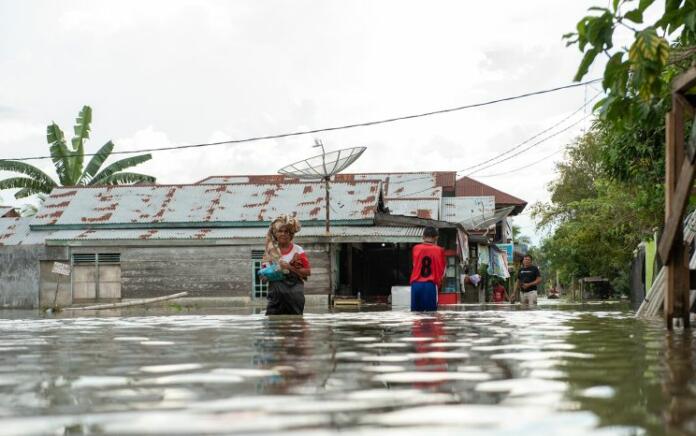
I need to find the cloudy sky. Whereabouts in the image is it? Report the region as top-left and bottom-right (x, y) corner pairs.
(1, 1), (618, 243)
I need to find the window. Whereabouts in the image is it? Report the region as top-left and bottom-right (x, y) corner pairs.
(71, 253), (121, 300)
(251, 250), (268, 299)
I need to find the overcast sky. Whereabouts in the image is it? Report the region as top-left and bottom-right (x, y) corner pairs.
(1, 1), (616, 243)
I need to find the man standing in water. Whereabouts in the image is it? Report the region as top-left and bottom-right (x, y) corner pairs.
(516, 254), (541, 306)
(409, 226), (446, 311)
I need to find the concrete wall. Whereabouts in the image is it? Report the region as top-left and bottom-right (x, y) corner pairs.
(0, 245), (44, 309)
(68, 243), (332, 305)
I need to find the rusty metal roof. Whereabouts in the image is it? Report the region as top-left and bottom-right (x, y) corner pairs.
(335, 173), (440, 198)
(385, 198), (441, 220)
(441, 196), (495, 227)
(44, 226), (425, 243)
(0, 218), (52, 245)
(455, 177), (527, 214)
(30, 182), (382, 229)
(0, 206), (19, 218)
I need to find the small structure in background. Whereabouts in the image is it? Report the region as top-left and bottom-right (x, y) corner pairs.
(577, 277), (614, 301)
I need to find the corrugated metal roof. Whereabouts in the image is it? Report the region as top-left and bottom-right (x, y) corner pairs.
(441, 196), (495, 227)
(44, 226), (425, 242)
(455, 177), (527, 214)
(198, 175), (301, 184)
(335, 173), (440, 198)
(0, 218), (52, 245)
(0, 206), (19, 218)
(385, 198), (441, 220)
(30, 182), (382, 228)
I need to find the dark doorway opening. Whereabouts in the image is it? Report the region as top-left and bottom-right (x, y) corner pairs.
(338, 243), (413, 302)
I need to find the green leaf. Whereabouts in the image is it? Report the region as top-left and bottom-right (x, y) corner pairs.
(574, 49), (599, 81)
(638, 0), (656, 12)
(89, 153), (153, 185)
(0, 177), (54, 198)
(46, 123), (73, 186)
(612, 0), (621, 12)
(624, 9), (643, 24)
(686, 10), (696, 30)
(0, 160), (57, 188)
(94, 172), (156, 186)
(70, 105), (92, 184)
(79, 140), (115, 185)
(603, 52), (629, 93)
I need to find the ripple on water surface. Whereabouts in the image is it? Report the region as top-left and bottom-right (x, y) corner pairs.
(0, 304), (691, 435)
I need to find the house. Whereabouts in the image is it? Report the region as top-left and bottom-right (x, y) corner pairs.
(0, 172), (527, 309)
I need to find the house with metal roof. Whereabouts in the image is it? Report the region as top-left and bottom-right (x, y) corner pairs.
(1, 171), (526, 309)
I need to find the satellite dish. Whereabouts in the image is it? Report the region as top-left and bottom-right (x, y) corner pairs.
(278, 140), (366, 233)
(278, 142), (366, 180)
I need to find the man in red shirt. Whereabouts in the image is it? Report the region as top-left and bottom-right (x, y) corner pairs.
(410, 226), (446, 311)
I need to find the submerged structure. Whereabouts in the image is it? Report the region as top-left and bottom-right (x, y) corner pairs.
(0, 172), (526, 309)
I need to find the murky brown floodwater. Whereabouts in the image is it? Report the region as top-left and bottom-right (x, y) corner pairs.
(0, 301), (694, 435)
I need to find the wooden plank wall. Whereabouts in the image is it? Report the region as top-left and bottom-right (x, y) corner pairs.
(120, 243), (331, 298)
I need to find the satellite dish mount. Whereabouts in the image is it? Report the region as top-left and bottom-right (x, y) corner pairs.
(278, 140), (366, 233)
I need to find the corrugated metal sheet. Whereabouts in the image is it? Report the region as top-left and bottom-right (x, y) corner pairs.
(30, 182), (382, 228)
(441, 196), (495, 227)
(0, 218), (52, 245)
(198, 175), (301, 184)
(335, 173), (440, 198)
(385, 198), (441, 220)
(45, 226), (425, 241)
(0, 206), (17, 218)
(455, 177), (527, 206)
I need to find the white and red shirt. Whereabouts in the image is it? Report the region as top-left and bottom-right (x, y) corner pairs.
(279, 243), (311, 269)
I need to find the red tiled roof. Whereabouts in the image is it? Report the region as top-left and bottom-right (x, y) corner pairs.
(455, 177), (527, 214)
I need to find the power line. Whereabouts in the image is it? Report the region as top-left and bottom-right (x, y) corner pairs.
(1, 79), (600, 162)
(464, 113), (591, 177)
(457, 91), (601, 173)
(381, 109), (594, 197)
(476, 147), (566, 178)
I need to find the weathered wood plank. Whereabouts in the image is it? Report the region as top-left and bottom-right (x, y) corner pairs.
(658, 158), (696, 262)
(672, 66), (696, 92)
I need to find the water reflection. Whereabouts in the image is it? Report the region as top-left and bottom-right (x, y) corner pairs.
(0, 305), (693, 435)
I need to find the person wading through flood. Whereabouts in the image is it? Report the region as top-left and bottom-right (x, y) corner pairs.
(515, 254), (541, 306)
(409, 226), (446, 311)
(262, 215), (311, 315)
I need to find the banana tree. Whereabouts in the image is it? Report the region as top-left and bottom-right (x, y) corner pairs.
(0, 105), (156, 199)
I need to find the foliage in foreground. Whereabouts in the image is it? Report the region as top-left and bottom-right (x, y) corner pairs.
(535, 1), (696, 293)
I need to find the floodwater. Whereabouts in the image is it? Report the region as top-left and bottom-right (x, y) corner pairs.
(0, 301), (694, 435)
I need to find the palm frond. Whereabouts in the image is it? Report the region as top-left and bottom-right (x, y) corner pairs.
(47, 123), (73, 185)
(93, 172), (156, 186)
(70, 105), (92, 183)
(79, 140), (114, 185)
(90, 153), (153, 184)
(0, 160), (57, 187)
(0, 177), (54, 198)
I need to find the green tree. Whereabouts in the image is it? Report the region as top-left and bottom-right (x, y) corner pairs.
(564, 0), (696, 124)
(534, 129), (657, 293)
(0, 105), (155, 198)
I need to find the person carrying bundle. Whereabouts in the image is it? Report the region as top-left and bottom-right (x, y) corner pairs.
(259, 215), (311, 315)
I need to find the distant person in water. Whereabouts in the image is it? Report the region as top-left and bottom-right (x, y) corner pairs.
(409, 226), (446, 311)
(261, 215), (311, 316)
(516, 254), (541, 306)
(492, 280), (508, 303)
